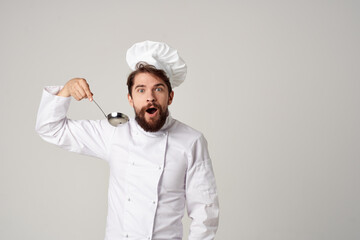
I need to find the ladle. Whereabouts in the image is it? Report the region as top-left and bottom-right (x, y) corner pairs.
(92, 99), (129, 127)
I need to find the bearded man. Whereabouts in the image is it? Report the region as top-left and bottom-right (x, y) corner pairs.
(36, 40), (219, 240)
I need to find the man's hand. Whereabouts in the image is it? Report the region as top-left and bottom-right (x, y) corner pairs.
(57, 78), (93, 101)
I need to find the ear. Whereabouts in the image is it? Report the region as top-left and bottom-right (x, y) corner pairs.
(168, 91), (174, 105)
(128, 93), (134, 107)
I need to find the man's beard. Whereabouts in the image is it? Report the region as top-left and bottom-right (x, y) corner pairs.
(134, 103), (169, 132)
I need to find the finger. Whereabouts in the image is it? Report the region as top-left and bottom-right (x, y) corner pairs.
(70, 83), (83, 100)
(71, 92), (80, 101)
(84, 87), (93, 101)
(74, 87), (85, 101)
(76, 86), (87, 99)
(73, 90), (84, 101)
(79, 79), (93, 101)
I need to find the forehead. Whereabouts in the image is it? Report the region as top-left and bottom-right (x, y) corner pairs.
(133, 72), (165, 87)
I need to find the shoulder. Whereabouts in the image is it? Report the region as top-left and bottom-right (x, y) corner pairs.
(169, 119), (211, 166)
(170, 118), (203, 139)
(168, 118), (208, 150)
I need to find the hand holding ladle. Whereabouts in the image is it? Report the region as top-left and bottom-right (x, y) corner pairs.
(56, 78), (129, 127)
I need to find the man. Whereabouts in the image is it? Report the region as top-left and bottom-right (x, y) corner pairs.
(36, 40), (219, 240)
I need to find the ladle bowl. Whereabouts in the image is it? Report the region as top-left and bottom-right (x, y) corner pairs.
(93, 99), (129, 127)
(107, 112), (129, 126)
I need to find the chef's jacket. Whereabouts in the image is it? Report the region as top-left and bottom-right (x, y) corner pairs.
(35, 86), (219, 240)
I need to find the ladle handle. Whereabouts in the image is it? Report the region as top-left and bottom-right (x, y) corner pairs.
(92, 99), (107, 118)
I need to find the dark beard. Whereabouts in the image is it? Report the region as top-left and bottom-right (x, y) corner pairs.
(134, 103), (169, 132)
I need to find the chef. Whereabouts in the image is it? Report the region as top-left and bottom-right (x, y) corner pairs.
(35, 40), (219, 240)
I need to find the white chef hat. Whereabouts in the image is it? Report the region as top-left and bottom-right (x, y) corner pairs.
(126, 40), (187, 88)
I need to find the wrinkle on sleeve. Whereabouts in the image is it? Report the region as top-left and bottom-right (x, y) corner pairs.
(186, 134), (219, 240)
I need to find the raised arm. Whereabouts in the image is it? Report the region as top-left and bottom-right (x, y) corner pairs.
(35, 78), (115, 161)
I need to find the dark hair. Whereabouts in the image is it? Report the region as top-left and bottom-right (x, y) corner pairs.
(127, 62), (172, 97)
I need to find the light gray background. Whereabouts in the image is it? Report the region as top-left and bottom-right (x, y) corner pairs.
(1, 0), (359, 239)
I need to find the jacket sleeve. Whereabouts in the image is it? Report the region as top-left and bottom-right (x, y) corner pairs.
(35, 86), (115, 161)
(186, 134), (219, 240)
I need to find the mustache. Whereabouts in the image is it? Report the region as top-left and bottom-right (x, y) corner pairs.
(141, 102), (161, 111)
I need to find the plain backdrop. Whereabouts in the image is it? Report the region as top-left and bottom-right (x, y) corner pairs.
(1, 0), (359, 239)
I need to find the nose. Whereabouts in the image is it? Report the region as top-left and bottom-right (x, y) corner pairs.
(146, 91), (156, 103)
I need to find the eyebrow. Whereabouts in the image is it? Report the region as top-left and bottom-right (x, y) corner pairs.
(154, 83), (166, 88)
(134, 84), (146, 89)
(134, 83), (165, 89)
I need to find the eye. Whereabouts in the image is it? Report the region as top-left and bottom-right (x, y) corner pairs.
(155, 87), (163, 92)
(137, 89), (145, 93)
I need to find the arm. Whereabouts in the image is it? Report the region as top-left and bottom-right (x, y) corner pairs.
(35, 79), (115, 160)
(186, 135), (219, 240)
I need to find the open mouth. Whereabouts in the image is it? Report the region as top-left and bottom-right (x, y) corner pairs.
(146, 107), (158, 115)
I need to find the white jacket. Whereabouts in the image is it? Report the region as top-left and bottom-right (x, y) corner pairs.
(35, 86), (219, 240)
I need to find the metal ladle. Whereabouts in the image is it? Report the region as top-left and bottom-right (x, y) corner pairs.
(92, 99), (129, 127)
